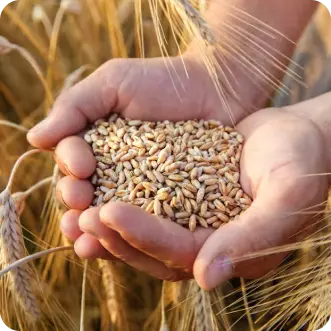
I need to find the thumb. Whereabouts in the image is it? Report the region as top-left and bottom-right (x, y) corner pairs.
(27, 59), (135, 149)
(193, 201), (287, 290)
(193, 171), (323, 290)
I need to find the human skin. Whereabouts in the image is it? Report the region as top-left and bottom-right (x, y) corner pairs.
(49, 98), (331, 291)
(26, 1), (324, 290)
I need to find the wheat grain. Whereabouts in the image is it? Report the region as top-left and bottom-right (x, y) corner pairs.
(85, 116), (251, 230)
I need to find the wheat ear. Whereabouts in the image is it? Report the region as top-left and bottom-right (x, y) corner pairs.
(98, 259), (119, 325)
(172, 0), (214, 43)
(192, 281), (214, 331)
(0, 189), (40, 320)
(0, 149), (43, 321)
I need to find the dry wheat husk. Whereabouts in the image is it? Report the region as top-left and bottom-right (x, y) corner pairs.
(85, 114), (251, 230)
(0, 189), (40, 321)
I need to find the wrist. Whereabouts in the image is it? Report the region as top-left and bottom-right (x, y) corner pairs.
(183, 47), (270, 123)
(181, 51), (263, 124)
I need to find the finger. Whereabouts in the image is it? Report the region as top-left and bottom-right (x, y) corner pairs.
(75, 233), (117, 260)
(99, 202), (212, 271)
(56, 176), (94, 210)
(26, 60), (127, 149)
(55, 136), (96, 179)
(194, 166), (327, 290)
(79, 207), (186, 281)
(193, 204), (287, 290)
(59, 211), (114, 263)
(60, 210), (83, 241)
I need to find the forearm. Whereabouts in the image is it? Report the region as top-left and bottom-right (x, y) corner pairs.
(186, 0), (318, 118)
(204, 0), (317, 45)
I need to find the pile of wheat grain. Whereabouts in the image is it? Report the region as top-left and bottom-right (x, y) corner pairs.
(84, 114), (251, 231)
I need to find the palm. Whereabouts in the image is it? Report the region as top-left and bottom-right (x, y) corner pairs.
(28, 56), (245, 150)
(58, 107), (328, 284)
(28, 57), (329, 286)
(103, 57), (240, 125)
(192, 108), (328, 288)
(238, 108), (327, 219)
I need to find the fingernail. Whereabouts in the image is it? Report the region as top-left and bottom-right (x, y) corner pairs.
(206, 255), (233, 289)
(56, 187), (71, 210)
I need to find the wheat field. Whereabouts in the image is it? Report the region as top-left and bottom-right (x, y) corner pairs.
(0, 1), (331, 330)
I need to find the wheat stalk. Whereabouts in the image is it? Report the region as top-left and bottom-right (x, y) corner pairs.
(32, 5), (52, 38)
(0, 120), (28, 133)
(80, 260), (88, 331)
(0, 36), (53, 105)
(159, 281), (170, 331)
(47, 0), (83, 100)
(0, 246), (73, 278)
(97, 259), (119, 325)
(3, 5), (48, 58)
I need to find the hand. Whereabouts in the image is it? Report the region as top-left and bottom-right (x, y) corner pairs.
(27, 56), (249, 150)
(27, 56), (329, 289)
(26, 55), (254, 280)
(41, 103), (329, 288)
(194, 107), (329, 289)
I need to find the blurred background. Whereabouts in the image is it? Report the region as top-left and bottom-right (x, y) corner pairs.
(0, 1), (331, 330)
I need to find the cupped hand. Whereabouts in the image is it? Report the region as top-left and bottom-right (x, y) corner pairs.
(27, 55), (245, 280)
(27, 56), (245, 150)
(194, 108), (328, 289)
(28, 57), (329, 289)
(58, 106), (328, 288)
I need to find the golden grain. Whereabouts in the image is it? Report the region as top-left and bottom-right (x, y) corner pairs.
(85, 118), (250, 230)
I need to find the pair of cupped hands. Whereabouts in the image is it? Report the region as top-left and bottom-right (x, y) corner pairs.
(27, 55), (329, 290)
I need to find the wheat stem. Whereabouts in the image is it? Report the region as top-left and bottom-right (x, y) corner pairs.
(159, 281), (169, 331)
(13, 177), (53, 201)
(0, 120), (29, 133)
(240, 278), (255, 331)
(11, 45), (53, 105)
(47, 5), (66, 101)
(3, 6), (48, 57)
(0, 246), (73, 278)
(6, 149), (43, 192)
(80, 260), (88, 331)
